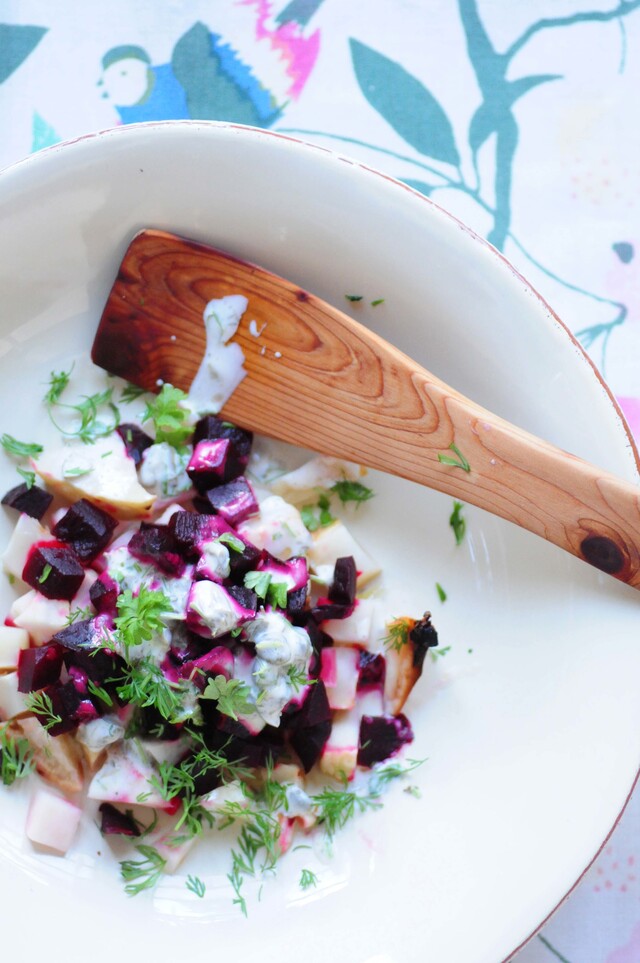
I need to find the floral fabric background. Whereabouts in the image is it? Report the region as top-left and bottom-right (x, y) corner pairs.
(2, 1), (640, 960)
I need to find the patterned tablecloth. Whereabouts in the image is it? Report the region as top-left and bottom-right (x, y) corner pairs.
(2, 2), (640, 960)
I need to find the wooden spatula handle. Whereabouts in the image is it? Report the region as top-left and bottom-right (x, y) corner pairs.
(93, 230), (640, 588)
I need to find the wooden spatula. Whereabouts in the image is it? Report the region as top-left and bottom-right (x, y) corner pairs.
(92, 228), (640, 589)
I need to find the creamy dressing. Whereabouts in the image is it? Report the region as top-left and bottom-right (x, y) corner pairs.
(139, 442), (192, 498)
(187, 295), (248, 414)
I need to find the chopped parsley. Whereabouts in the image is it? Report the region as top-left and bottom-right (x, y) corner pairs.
(449, 500), (466, 545)
(16, 467), (35, 489)
(382, 616), (411, 653)
(435, 582), (447, 602)
(37, 563), (52, 585)
(142, 384), (192, 450)
(243, 570), (289, 609)
(330, 479), (374, 505)
(43, 366), (73, 406)
(437, 442), (471, 473)
(370, 298), (385, 307)
(217, 532), (245, 553)
(114, 588), (173, 653)
(300, 493), (335, 532)
(345, 294), (363, 302)
(201, 674), (255, 722)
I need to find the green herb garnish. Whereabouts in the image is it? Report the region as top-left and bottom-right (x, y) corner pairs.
(186, 875), (206, 898)
(449, 500), (466, 545)
(435, 582), (447, 602)
(437, 442), (471, 473)
(330, 479), (374, 505)
(218, 532), (245, 553)
(382, 617), (411, 653)
(120, 845), (167, 896)
(120, 383), (147, 404)
(43, 367), (73, 405)
(243, 571), (289, 609)
(299, 868), (318, 890)
(201, 675), (255, 722)
(37, 563), (52, 585)
(1, 434), (43, 458)
(142, 384), (192, 450)
(345, 294), (363, 302)
(0, 726), (35, 786)
(24, 691), (62, 731)
(114, 588), (172, 653)
(16, 467), (36, 489)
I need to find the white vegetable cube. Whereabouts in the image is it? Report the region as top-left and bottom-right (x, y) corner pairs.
(319, 710), (360, 781)
(0, 671), (31, 720)
(238, 495), (311, 560)
(88, 742), (165, 808)
(151, 829), (199, 874)
(1, 513), (50, 580)
(0, 625), (30, 670)
(307, 520), (380, 588)
(10, 589), (70, 645)
(321, 598), (375, 646)
(320, 646), (360, 711)
(269, 457), (365, 506)
(26, 788), (82, 855)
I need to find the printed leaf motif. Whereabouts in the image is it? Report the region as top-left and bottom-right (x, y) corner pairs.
(0, 24), (47, 84)
(613, 241), (634, 264)
(349, 39), (459, 166)
(401, 178), (436, 197)
(468, 74), (560, 155)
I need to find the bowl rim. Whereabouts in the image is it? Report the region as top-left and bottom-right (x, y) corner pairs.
(1, 118), (638, 960)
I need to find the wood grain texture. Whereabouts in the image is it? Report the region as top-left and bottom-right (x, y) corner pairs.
(92, 229), (640, 589)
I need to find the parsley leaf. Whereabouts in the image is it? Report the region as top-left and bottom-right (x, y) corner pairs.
(437, 443), (471, 473)
(114, 588), (172, 653)
(0, 726), (35, 786)
(243, 570), (271, 599)
(449, 500), (466, 545)
(201, 674), (254, 721)
(435, 582), (447, 602)
(142, 384), (192, 450)
(330, 479), (374, 505)
(16, 467), (35, 489)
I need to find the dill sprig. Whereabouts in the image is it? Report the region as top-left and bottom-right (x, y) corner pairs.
(120, 845), (167, 896)
(24, 691), (62, 731)
(1, 434), (43, 458)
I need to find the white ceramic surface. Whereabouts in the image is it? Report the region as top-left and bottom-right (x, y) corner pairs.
(0, 122), (639, 963)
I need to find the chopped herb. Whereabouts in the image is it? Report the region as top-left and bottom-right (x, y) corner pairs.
(345, 294), (363, 302)
(64, 606), (94, 627)
(120, 383), (147, 404)
(286, 665), (312, 693)
(46, 386), (120, 444)
(63, 465), (92, 478)
(267, 580), (288, 609)
(435, 582), (447, 602)
(114, 588), (172, 653)
(120, 844), (167, 896)
(299, 868), (318, 890)
(300, 493), (335, 532)
(37, 563), (52, 585)
(86, 679), (114, 707)
(1, 434), (43, 458)
(404, 785), (422, 799)
(16, 467), (35, 489)
(370, 298), (385, 306)
(186, 875), (206, 898)
(368, 757), (425, 796)
(142, 384), (192, 450)
(217, 532), (245, 553)
(24, 690), (62, 731)
(312, 785), (381, 839)
(437, 442), (471, 473)
(330, 479), (374, 505)
(243, 570), (272, 600)
(0, 726), (35, 786)
(382, 617), (411, 653)
(113, 658), (195, 725)
(201, 674), (254, 722)
(449, 500), (466, 545)
(429, 645), (451, 662)
(43, 367), (73, 405)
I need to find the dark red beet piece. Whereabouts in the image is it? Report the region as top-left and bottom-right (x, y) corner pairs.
(99, 802), (141, 837)
(116, 423), (153, 466)
(128, 523), (185, 575)
(168, 511), (232, 560)
(89, 572), (119, 615)
(357, 714), (414, 768)
(409, 613), (439, 670)
(22, 542), (84, 600)
(1, 482), (53, 521)
(37, 680), (100, 736)
(227, 538), (261, 581)
(53, 499), (118, 563)
(53, 617), (125, 685)
(197, 477), (258, 525)
(187, 438), (244, 493)
(193, 415), (253, 461)
(287, 680), (333, 772)
(17, 643), (64, 692)
(357, 651), (385, 690)
(328, 556), (357, 608)
(226, 584), (258, 619)
(310, 598), (353, 622)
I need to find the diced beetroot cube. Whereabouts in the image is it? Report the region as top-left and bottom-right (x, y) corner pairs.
(255, 552), (309, 613)
(227, 537), (261, 581)
(89, 572), (119, 615)
(287, 684), (333, 772)
(226, 584), (258, 620)
(358, 651), (385, 690)
(36, 680), (99, 736)
(128, 523), (185, 575)
(53, 616), (125, 685)
(193, 415), (253, 461)
(22, 542), (84, 601)
(99, 802), (141, 837)
(310, 598), (352, 622)
(197, 477), (258, 526)
(17, 642), (64, 692)
(53, 499), (118, 563)
(357, 714), (414, 767)
(116, 423), (153, 465)
(409, 613), (439, 670)
(187, 438), (244, 493)
(328, 556), (357, 608)
(287, 586), (308, 615)
(168, 511), (232, 560)
(2, 482), (53, 521)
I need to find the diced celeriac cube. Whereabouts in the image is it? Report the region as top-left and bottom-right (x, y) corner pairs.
(0, 625), (30, 671)
(0, 671), (31, 719)
(237, 495), (311, 560)
(10, 590), (71, 645)
(320, 647), (360, 711)
(307, 520), (380, 588)
(269, 457), (365, 506)
(1, 513), (50, 580)
(150, 828), (199, 874)
(319, 710), (360, 781)
(139, 737), (190, 767)
(321, 598), (375, 646)
(26, 788), (81, 855)
(88, 741), (165, 807)
(200, 781), (249, 814)
(34, 433), (155, 520)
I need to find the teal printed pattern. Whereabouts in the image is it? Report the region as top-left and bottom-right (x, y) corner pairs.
(0, 23), (47, 83)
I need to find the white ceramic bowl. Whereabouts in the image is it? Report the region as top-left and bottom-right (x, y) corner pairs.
(0, 122), (639, 963)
